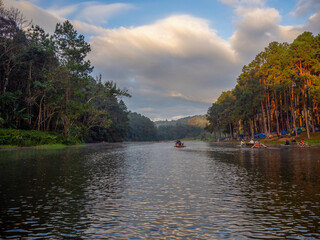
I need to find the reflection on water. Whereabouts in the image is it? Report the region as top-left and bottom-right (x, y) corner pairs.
(0, 142), (320, 239)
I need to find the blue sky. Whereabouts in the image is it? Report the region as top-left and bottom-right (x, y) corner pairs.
(28, 0), (307, 39)
(4, 0), (320, 120)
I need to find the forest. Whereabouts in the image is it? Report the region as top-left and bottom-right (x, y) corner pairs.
(155, 115), (208, 141)
(0, 1), (207, 145)
(127, 113), (206, 142)
(0, 1), (131, 145)
(206, 32), (320, 140)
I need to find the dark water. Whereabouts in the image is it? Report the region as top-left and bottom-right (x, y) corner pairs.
(0, 142), (320, 239)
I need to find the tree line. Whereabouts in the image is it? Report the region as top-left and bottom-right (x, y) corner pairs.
(127, 112), (205, 141)
(0, 1), (131, 144)
(206, 32), (320, 140)
(0, 1), (205, 144)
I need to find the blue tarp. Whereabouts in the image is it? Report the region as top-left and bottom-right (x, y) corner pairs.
(281, 130), (289, 135)
(254, 133), (265, 139)
(291, 127), (306, 134)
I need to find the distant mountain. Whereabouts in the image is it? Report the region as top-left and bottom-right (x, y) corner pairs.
(154, 115), (208, 128)
(187, 115), (208, 128)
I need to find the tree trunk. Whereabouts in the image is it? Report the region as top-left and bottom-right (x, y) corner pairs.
(27, 61), (32, 125)
(279, 97), (284, 132)
(274, 91), (280, 136)
(229, 123), (233, 139)
(285, 90), (290, 132)
(37, 95), (44, 130)
(64, 72), (70, 138)
(266, 93), (271, 134)
(290, 86), (297, 136)
(250, 119), (254, 139)
(261, 101), (269, 137)
(309, 99), (315, 133)
(303, 101), (310, 139)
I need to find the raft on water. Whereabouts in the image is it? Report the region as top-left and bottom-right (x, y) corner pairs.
(240, 143), (267, 148)
(174, 144), (186, 148)
(281, 143), (310, 148)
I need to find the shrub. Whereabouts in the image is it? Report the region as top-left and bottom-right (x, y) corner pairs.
(0, 129), (64, 146)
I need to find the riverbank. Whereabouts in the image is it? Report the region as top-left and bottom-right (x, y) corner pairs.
(214, 131), (320, 146)
(0, 129), (66, 147)
(259, 131), (320, 145)
(0, 144), (70, 150)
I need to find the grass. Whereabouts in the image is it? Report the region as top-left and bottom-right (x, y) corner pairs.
(0, 145), (18, 149)
(212, 131), (320, 146)
(0, 143), (67, 150)
(261, 132), (320, 145)
(34, 144), (69, 149)
(0, 143), (87, 151)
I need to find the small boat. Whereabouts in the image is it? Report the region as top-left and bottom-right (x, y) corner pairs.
(240, 143), (254, 148)
(287, 144), (309, 148)
(174, 145), (186, 148)
(251, 144), (267, 148)
(282, 143), (298, 147)
(174, 140), (186, 148)
(282, 142), (310, 148)
(251, 143), (267, 148)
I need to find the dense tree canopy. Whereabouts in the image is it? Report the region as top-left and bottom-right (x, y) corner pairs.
(127, 112), (157, 141)
(0, 2), (130, 144)
(206, 32), (320, 140)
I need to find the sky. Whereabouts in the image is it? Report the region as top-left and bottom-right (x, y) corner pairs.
(4, 0), (320, 120)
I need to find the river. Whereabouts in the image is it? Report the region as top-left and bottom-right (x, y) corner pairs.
(0, 141), (320, 239)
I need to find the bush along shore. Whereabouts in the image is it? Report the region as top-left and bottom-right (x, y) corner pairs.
(0, 4), (131, 145)
(206, 32), (320, 143)
(214, 131), (320, 147)
(0, 129), (66, 147)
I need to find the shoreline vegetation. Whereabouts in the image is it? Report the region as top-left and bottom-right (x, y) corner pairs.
(0, 2), (135, 145)
(211, 133), (320, 146)
(206, 32), (320, 144)
(0, 2), (202, 146)
(2, 2), (320, 148)
(2, 130), (320, 150)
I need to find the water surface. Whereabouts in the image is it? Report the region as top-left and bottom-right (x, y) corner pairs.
(0, 142), (320, 239)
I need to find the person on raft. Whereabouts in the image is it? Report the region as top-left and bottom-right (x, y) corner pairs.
(299, 139), (305, 147)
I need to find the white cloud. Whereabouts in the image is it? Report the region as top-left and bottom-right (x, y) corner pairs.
(4, 0), (320, 120)
(138, 107), (155, 113)
(48, 1), (134, 26)
(292, 0), (320, 17)
(71, 20), (108, 35)
(48, 4), (78, 18)
(89, 15), (239, 106)
(2, 0), (125, 35)
(3, 0), (63, 34)
(76, 3), (134, 25)
(230, 6), (306, 63)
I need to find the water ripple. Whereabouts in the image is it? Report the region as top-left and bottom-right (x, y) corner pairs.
(0, 142), (320, 239)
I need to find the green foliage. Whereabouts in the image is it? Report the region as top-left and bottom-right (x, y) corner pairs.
(127, 112), (157, 141)
(0, 128), (64, 146)
(206, 31), (320, 140)
(157, 124), (204, 141)
(0, 4), (131, 144)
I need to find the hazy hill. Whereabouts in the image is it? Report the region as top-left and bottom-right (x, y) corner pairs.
(155, 115), (208, 128)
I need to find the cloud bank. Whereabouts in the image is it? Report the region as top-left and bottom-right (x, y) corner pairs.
(3, 0), (320, 120)
(292, 0), (320, 17)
